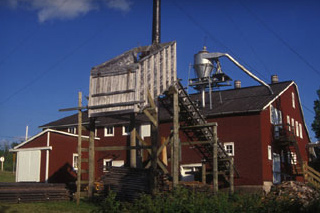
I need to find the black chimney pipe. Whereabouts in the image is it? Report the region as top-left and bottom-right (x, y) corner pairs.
(152, 0), (161, 44)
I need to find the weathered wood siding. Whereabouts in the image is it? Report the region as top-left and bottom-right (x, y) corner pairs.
(88, 41), (177, 117)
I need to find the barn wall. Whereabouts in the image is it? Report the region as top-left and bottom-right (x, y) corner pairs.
(209, 114), (263, 186)
(48, 132), (77, 183)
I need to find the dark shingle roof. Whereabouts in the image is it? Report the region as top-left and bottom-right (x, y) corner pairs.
(40, 81), (293, 128)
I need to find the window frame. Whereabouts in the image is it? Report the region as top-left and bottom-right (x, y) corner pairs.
(104, 126), (114, 137)
(68, 127), (76, 134)
(73, 153), (79, 171)
(122, 125), (130, 136)
(224, 142), (235, 156)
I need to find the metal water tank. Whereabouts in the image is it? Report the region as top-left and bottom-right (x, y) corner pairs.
(194, 46), (214, 78)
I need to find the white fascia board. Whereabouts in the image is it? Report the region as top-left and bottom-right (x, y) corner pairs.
(262, 81), (311, 142)
(262, 82), (294, 111)
(10, 146), (53, 152)
(12, 129), (100, 150)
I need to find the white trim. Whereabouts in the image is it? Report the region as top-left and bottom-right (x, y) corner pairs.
(224, 142), (235, 156)
(10, 146), (52, 152)
(45, 132), (50, 182)
(262, 82), (294, 110)
(122, 125), (130, 136)
(292, 92), (296, 109)
(268, 145), (272, 160)
(11, 129), (100, 150)
(73, 153), (79, 170)
(104, 126), (114, 137)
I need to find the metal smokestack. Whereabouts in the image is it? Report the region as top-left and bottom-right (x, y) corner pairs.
(152, 0), (161, 44)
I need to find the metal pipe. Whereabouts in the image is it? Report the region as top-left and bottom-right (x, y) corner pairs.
(152, 0), (161, 44)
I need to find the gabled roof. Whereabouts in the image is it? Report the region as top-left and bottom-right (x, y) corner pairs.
(194, 81), (293, 117)
(10, 129), (99, 151)
(41, 81), (294, 128)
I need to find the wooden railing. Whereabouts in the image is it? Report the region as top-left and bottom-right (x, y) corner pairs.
(303, 162), (320, 189)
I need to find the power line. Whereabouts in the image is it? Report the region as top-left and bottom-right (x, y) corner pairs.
(239, 0), (320, 78)
(170, 0), (269, 82)
(0, 24), (107, 105)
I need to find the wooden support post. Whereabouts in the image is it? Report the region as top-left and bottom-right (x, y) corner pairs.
(76, 92), (82, 205)
(202, 160), (206, 184)
(213, 124), (218, 194)
(172, 89), (180, 188)
(130, 113), (136, 168)
(229, 157), (234, 194)
(151, 117), (159, 194)
(88, 117), (95, 198)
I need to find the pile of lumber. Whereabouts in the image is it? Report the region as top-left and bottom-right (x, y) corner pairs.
(0, 183), (70, 203)
(102, 167), (151, 201)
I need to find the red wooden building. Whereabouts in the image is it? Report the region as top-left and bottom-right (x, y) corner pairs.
(11, 79), (311, 192)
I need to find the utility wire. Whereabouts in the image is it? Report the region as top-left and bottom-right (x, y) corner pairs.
(170, 0), (269, 82)
(239, 0), (320, 78)
(0, 24), (107, 105)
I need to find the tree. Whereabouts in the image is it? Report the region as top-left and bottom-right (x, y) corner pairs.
(312, 89), (320, 141)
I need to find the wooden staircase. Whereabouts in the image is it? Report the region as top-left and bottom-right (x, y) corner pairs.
(160, 81), (236, 186)
(303, 162), (320, 189)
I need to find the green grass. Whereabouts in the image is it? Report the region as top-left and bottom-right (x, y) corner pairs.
(0, 171), (15, 182)
(0, 200), (98, 213)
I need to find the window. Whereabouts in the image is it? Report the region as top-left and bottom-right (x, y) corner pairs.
(268, 146), (272, 160)
(224, 142), (234, 156)
(291, 118), (295, 134)
(299, 123), (303, 139)
(122, 125), (130, 135)
(286, 115), (291, 131)
(295, 121), (299, 137)
(288, 152), (297, 165)
(103, 159), (124, 171)
(270, 106), (282, 125)
(292, 92), (295, 109)
(104, 126), (114, 137)
(68, 127), (76, 134)
(73, 153), (78, 170)
(140, 124), (151, 138)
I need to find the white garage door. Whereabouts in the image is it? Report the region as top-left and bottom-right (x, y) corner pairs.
(16, 150), (41, 182)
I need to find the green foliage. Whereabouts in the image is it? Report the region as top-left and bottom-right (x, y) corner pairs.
(91, 187), (320, 213)
(312, 89), (320, 141)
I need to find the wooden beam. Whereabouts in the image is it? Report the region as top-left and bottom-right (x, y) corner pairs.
(157, 133), (172, 157)
(229, 157), (234, 194)
(130, 113), (136, 168)
(91, 89), (135, 97)
(172, 90), (180, 188)
(181, 141), (212, 145)
(95, 146), (152, 151)
(76, 92), (82, 205)
(180, 122), (218, 129)
(143, 109), (158, 127)
(88, 118), (95, 198)
(213, 125), (218, 194)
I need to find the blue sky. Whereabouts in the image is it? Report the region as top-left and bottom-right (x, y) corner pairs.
(0, 0), (319, 147)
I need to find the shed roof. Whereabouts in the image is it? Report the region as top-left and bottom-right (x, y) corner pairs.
(40, 81), (293, 128)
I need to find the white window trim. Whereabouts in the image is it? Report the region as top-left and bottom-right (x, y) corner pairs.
(295, 121), (299, 137)
(286, 115), (291, 131)
(268, 146), (272, 160)
(122, 125), (130, 136)
(73, 153), (78, 170)
(288, 152), (297, 165)
(68, 127), (76, 134)
(104, 126), (114, 137)
(292, 92), (295, 109)
(291, 118), (295, 134)
(224, 142), (234, 156)
(299, 123), (303, 139)
(103, 159), (124, 172)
